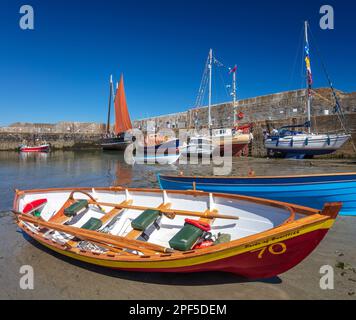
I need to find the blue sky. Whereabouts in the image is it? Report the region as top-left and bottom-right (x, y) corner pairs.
(0, 0), (355, 126)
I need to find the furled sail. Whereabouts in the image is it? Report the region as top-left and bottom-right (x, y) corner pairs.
(114, 74), (132, 135)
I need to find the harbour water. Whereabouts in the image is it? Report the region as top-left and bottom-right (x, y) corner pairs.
(1, 150), (356, 211)
(1, 151), (356, 299)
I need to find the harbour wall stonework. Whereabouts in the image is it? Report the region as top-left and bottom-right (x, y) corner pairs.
(0, 132), (103, 150)
(0, 121), (105, 134)
(133, 88), (356, 130)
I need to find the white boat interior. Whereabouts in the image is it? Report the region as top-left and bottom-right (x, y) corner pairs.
(17, 188), (304, 251)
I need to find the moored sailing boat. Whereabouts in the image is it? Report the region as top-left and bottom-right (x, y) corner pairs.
(101, 74), (133, 151)
(265, 22), (351, 159)
(190, 49), (253, 157)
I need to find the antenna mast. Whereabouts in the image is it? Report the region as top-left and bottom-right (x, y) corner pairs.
(106, 74), (113, 134)
(208, 49), (213, 129)
(231, 66), (237, 126)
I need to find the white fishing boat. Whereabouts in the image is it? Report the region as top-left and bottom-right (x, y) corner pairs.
(133, 153), (181, 165)
(265, 21), (351, 159)
(181, 136), (217, 157)
(133, 138), (181, 165)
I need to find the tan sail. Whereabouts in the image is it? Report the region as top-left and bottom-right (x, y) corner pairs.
(114, 74), (132, 135)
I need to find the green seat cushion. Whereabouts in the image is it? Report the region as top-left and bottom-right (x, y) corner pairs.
(64, 200), (88, 217)
(81, 217), (103, 231)
(169, 223), (204, 251)
(131, 209), (161, 231)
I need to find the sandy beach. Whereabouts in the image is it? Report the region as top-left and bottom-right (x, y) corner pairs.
(0, 211), (355, 300)
(0, 153), (355, 300)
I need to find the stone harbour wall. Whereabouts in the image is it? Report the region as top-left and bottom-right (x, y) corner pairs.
(0, 132), (102, 150)
(1, 121), (106, 134)
(133, 88), (356, 130)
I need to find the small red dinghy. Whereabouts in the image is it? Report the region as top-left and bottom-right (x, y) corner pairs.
(19, 144), (50, 153)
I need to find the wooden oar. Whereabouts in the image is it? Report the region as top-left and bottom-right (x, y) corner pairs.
(63, 237), (133, 256)
(88, 201), (239, 221)
(14, 212), (174, 254)
(17, 213), (155, 255)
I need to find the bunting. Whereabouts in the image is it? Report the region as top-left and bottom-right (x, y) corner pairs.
(304, 44), (313, 96)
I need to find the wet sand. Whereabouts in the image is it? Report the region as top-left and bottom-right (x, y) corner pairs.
(0, 152), (355, 300)
(0, 213), (355, 300)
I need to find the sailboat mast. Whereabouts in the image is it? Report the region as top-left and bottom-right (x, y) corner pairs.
(208, 49), (213, 129)
(232, 68), (237, 126)
(106, 75), (113, 134)
(305, 21), (312, 134)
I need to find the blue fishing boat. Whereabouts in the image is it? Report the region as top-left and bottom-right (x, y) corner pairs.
(157, 172), (356, 216)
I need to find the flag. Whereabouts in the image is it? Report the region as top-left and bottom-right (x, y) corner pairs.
(305, 57), (311, 73)
(304, 44), (310, 56)
(229, 65), (238, 74)
(304, 43), (313, 89)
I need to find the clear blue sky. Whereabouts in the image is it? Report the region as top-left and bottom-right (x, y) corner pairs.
(0, 0), (355, 126)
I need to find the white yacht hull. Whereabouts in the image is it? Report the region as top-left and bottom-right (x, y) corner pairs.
(265, 134), (351, 158)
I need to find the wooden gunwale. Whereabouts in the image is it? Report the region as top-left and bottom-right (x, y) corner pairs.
(14, 186), (321, 216)
(159, 172), (356, 180)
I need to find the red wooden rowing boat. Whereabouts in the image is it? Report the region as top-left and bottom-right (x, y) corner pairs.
(13, 186), (341, 279)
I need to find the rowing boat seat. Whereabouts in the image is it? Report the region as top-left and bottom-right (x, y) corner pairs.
(129, 209), (162, 241)
(81, 217), (103, 231)
(64, 200), (88, 217)
(131, 209), (161, 231)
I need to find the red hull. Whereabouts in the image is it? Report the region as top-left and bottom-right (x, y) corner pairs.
(218, 143), (249, 157)
(113, 229), (328, 279)
(20, 145), (50, 153)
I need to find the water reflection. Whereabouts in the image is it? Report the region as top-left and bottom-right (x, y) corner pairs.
(19, 151), (49, 162)
(0, 150), (355, 211)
